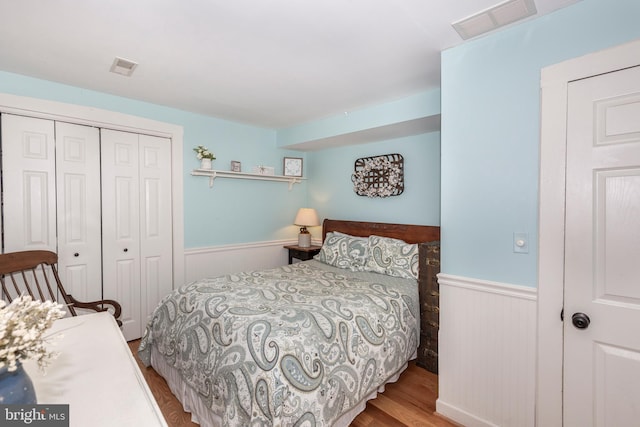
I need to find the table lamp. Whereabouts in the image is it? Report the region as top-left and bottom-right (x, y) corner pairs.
(294, 208), (320, 247)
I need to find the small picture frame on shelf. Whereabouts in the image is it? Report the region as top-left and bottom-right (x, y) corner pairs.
(231, 161), (241, 172)
(283, 157), (303, 177)
(252, 165), (275, 176)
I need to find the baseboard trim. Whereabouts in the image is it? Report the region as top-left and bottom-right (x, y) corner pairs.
(436, 399), (499, 427)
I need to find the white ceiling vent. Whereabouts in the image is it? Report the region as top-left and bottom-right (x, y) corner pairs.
(452, 0), (537, 40)
(109, 57), (138, 77)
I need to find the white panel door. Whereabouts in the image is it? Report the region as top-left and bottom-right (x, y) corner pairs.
(55, 122), (102, 302)
(101, 129), (142, 340)
(138, 134), (173, 319)
(564, 65), (640, 426)
(1, 114), (56, 252)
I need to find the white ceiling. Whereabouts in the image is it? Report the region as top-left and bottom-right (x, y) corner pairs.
(0, 0), (578, 129)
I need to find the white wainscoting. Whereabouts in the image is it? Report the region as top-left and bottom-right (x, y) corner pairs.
(436, 274), (537, 427)
(183, 239), (312, 284)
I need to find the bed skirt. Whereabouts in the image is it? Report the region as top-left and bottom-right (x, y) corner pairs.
(150, 346), (416, 426)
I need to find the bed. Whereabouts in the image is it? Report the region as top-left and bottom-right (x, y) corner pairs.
(139, 219), (440, 426)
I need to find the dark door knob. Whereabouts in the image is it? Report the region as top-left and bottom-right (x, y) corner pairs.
(572, 312), (590, 329)
(74, 253), (79, 257)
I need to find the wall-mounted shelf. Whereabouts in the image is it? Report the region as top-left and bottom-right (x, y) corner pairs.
(191, 169), (305, 190)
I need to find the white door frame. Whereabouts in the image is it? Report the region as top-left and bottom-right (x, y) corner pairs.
(537, 37), (640, 426)
(0, 93), (185, 291)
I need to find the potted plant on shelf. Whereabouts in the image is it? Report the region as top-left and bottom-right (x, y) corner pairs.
(193, 145), (216, 170)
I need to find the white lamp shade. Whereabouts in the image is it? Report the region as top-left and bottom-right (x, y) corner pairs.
(294, 208), (320, 227)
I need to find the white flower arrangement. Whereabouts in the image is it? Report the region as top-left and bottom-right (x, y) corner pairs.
(193, 145), (216, 160)
(0, 295), (66, 372)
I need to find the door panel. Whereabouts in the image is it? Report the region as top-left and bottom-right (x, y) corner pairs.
(101, 129), (141, 340)
(138, 134), (173, 317)
(1, 114), (56, 252)
(116, 258), (138, 321)
(594, 343), (640, 427)
(595, 92), (640, 145)
(55, 122), (102, 302)
(565, 65), (640, 426)
(598, 170), (640, 301)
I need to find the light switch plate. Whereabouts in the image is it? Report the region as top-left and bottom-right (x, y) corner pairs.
(513, 232), (529, 253)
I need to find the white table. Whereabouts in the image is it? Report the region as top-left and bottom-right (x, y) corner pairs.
(24, 312), (167, 427)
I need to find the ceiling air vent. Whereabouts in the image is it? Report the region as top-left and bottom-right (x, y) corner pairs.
(109, 57), (138, 77)
(452, 0), (537, 40)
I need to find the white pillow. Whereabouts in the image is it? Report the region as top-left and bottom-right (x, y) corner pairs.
(364, 235), (418, 279)
(314, 231), (369, 271)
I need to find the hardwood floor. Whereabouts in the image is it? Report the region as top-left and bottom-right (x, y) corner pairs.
(128, 339), (458, 427)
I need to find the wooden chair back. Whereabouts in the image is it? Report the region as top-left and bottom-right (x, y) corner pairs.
(0, 250), (122, 324)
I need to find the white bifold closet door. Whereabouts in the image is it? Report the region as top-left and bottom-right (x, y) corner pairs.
(2, 115), (57, 253)
(1, 116), (102, 303)
(1, 115), (173, 341)
(100, 129), (173, 340)
(55, 122), (102, 302)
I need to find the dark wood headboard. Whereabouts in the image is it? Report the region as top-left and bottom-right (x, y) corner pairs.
(321, 218), (441, 373)
(322, 218), (440, 244)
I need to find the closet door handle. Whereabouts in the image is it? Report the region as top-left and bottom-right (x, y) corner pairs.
(123, 248), (128, 253)
(74, 253), (79, 257)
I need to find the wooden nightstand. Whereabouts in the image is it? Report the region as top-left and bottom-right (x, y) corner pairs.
(284, 245), (322, 264)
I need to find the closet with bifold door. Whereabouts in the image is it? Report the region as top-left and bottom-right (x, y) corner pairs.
(0, 113), (173, 341)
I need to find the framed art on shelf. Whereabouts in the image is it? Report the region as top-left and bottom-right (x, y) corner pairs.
(231, 160), (241, 172)
(283, 157), (303, 177)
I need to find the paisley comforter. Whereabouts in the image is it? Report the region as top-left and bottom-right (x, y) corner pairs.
(139, 260), (419, 426)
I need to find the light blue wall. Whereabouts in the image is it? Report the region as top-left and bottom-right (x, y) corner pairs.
(440, 0), (640, 287)
(306, 131), (440, 241)
(0, 71), (306, 248)
(277, 90), (441, 147)
(0, 70), (441, 250)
